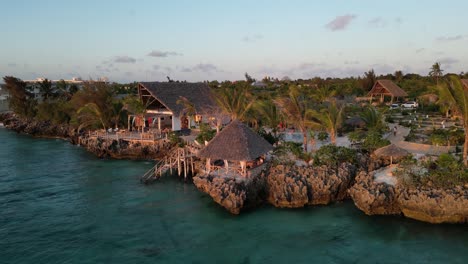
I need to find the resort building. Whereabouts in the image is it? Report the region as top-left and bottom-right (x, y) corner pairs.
(137, 82), (221, 131)
(367, 80), (408, 103)
(198, 120), (273, 178)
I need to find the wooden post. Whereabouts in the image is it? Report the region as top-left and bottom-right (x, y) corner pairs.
(184, 149), (187, 179)
(225, 160), (229, 174)
(128, 115), (131, 131)
(191, 156), (194, 175)
(177, 149), (181, 176)
(206, 158), (211, 173)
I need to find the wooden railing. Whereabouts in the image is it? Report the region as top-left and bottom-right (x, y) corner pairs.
(89, 131), (163, 141)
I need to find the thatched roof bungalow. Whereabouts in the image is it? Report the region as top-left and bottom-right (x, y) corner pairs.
(197, 120), (273, 177)
(367, 80), (408, 103)
(137, 82), (217, 131)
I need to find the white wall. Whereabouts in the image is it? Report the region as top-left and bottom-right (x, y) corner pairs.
(172, 116), (181, 131)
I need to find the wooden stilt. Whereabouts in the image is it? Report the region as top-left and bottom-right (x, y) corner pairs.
(184, 149), (187, 179)
(191, 156), (194, 175)
(177, 149), (181, 176)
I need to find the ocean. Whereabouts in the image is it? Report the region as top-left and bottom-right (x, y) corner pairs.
(0, 128), (467, 264)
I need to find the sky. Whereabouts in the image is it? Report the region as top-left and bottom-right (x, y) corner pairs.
(1, 0), (468, 83)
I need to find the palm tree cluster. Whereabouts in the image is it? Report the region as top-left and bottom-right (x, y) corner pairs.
(213, 82), (345, 152)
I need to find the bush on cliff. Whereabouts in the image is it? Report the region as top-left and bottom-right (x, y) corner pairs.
(397, 154), (468, 188)
(313, 145), (357, 168)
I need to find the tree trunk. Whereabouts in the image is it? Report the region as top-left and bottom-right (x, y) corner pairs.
(464, 131), (468, 167)
(309, 137), (316, 152)
(302, 130), (308, 152)
(330, 129), (336, 145)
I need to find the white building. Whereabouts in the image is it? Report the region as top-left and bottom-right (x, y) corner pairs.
(24, 77), (86, 100)
(137, 82), (226, 131)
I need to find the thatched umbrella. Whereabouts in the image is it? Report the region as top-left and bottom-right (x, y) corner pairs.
(197, 120), (273, 176)
(374, 144), (409, 164)
(345, 116), (366, 128)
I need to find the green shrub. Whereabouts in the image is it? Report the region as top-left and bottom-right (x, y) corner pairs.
(361, 130), (390, 152)
(397, 154), (468, 188)
(168, 132), (184, 147)
(317, 131), (329, 141)
(195, 123), (216, 143)
(314, 145), (357, 167)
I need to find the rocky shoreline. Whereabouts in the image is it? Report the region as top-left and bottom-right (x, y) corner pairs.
(2, 112), (467, 224)
(193, 163), (357, 214)
(349, 171), (468, 224)
(0, 112), (173, 160)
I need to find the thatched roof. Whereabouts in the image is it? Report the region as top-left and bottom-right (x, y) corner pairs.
(461, 79), (468, 90)
(197, 120), (273, 161)
(368, 80), (408, 97)
(374, 144), (409, 157)
(139, 82), (216, 116)
(345, 116), (365, 127)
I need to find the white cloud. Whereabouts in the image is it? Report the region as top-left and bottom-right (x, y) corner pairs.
(147, 50), (182, 57)
(325, 14), (357, 31)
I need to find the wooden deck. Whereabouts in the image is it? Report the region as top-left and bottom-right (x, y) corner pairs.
(89, 131), (164, 143)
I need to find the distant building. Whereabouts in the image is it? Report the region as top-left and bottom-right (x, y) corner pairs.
(367, 80), (408, 103)
(24, 77), (86, 100)
(251, 81), (267, 88)
(0, 84), (10, 112)
(0, 84), (8, 99)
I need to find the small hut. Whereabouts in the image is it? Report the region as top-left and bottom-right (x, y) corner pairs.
(197, 120), (273, 177)
(374, 144), (409, 164)
(368, 80), (408, 103)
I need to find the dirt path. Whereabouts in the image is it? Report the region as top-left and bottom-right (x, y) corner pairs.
(385, 124), (453, 155)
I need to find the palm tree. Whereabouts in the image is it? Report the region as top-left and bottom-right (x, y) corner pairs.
(435, 84), (455, 118)
(253, 99), (281, 134)
(429, 62), (444, 85)
(394, 70), (403, 83)
(39, 78), (56, 101)
(359, 107), (385, 132)
(177, 96), (197, 127)
(213, 85), (255, 121)
(310, 102), (344, 145)
(440, 76), (468, 166)
(274, 85), (318, 151)
(310, 85), (336, 104)
(77, 102), (106, 131)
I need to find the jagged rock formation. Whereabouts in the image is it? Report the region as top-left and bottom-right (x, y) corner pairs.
(2, 113), (80, 143)
(398, 186), (468, 224)
(193, 174), (266, 214)
(349, 170), (468, 224)
(348, 171), (401, 215)
(265, 163), (357, 208)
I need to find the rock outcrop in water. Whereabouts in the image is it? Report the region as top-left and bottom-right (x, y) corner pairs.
(265, 163), (357, 208)
(193, 173), (266, 214)
(397, 186), (468, 224)
(2, 112), (80, 143)
(349, 170), (468, 224)
(348, 171), (401, 215)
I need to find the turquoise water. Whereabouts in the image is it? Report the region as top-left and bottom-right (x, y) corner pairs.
(1, 128), (467, 264)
